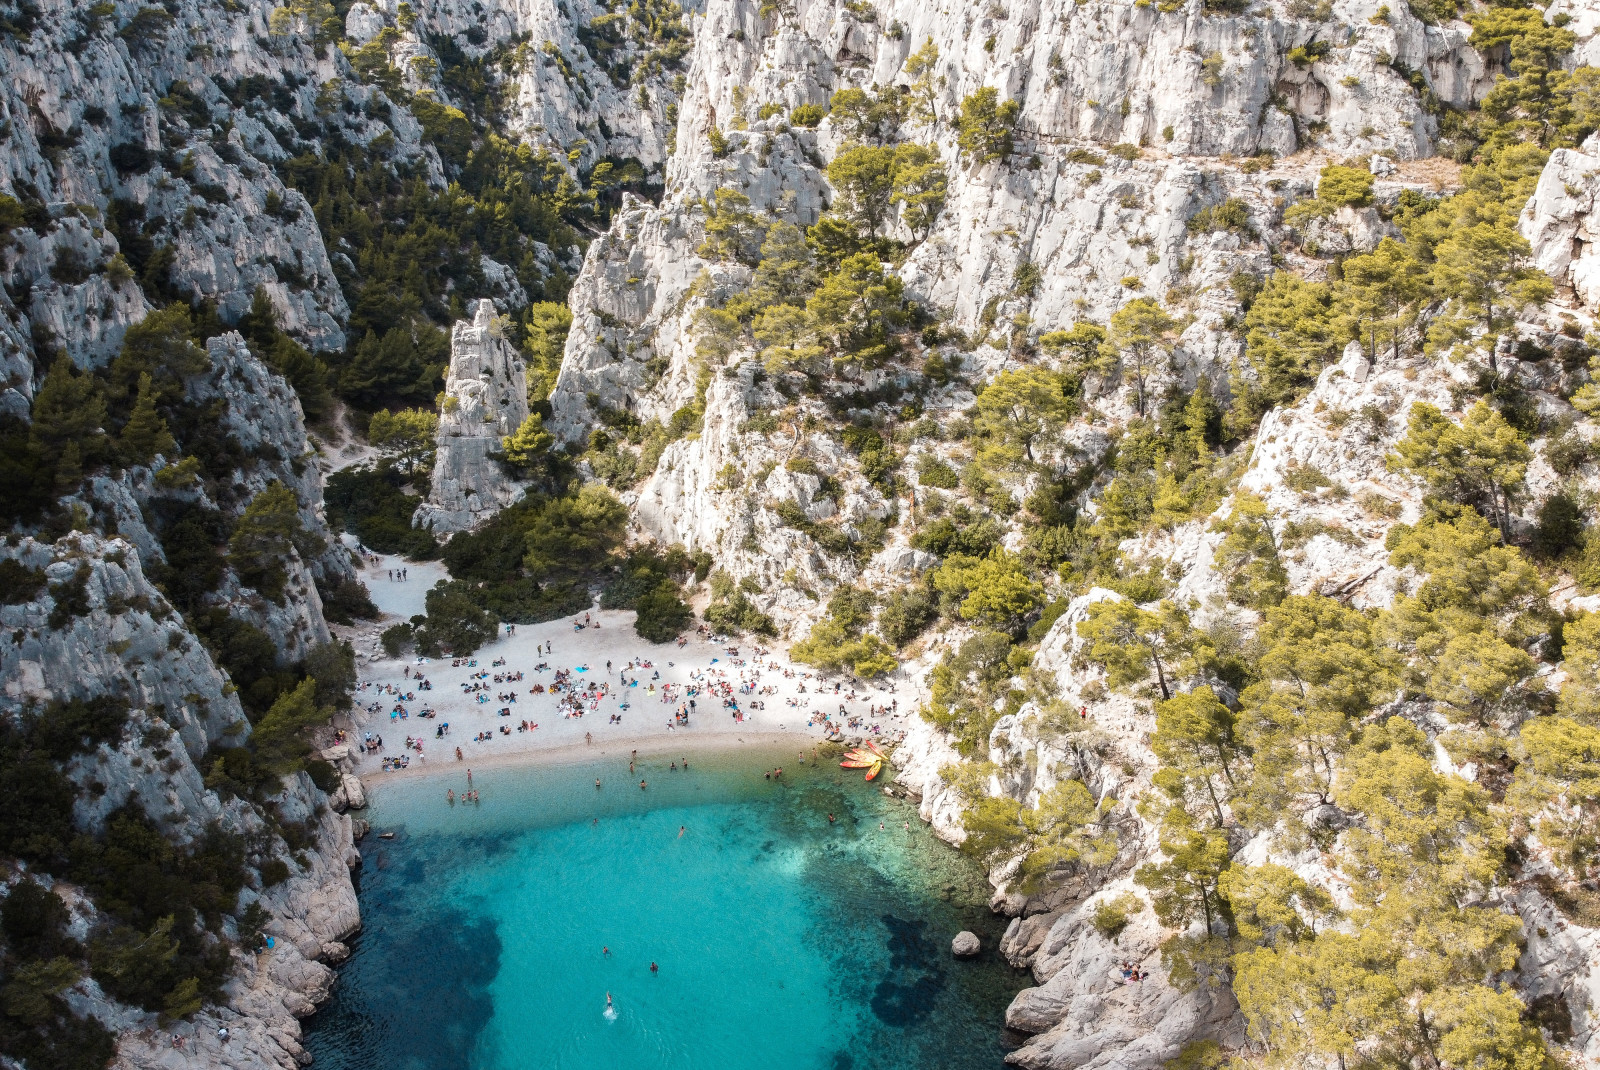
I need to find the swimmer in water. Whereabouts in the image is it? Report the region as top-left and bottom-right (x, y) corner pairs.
(595, 778), (601, 788)
(650, 962), (658, 975)
(640, 779), (648, 790)
(678, 825), (685, 837)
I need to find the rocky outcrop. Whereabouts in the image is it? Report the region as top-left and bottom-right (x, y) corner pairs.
(0, 533), (247, 760)
(1522, 134), (1600, 312)
(371, 0), (683, 175)
(0, 0), (357, 364)
(415, 300), (532, 533)
(1003, 887), (1245, 1070)
(0, 528), (362, 1070)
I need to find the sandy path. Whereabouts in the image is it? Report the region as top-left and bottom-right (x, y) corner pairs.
(348, 545), (450, 622)
(345, 598), (915, 786)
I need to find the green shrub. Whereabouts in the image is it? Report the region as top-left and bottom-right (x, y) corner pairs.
(1187, 198), (1252, 235)
(633, 581), (694, 643)
(324, 464), (438, 559)
(258, 859), (290, 887)
(790, 103), (827, 127)
(1092, 892), (1143, 939)
(317, 577), (378, 624)
(413, 581), (500, 656)
(917, 456), (959, 488)
(381, 622), (414, 658)
(956, 88), (1019, 162)
(305, 759), (341, 794)
(704, 572), (777, 636)
(879, 586), (937, 646)
(1316, 164), (1375, 207)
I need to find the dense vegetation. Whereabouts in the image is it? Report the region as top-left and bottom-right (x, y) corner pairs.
(844, 13), (1600, 1069)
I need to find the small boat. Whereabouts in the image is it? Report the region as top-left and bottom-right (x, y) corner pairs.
(378, 832), (396, 840)
(840, 741), (887, 780)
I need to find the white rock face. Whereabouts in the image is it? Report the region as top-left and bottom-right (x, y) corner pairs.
(893, 709), (970, 840)
(1522, 136), (1600, 311)
(1004, 887), (1245, 1070)
(400, 0), (681, 171)
(1, 528), (362, 1070)
(0, 0), (356, 354)
(0, 534), (248, 757)
(416, 301), (532, 533)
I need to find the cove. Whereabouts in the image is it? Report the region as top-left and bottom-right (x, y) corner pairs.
(303, 748), (1028, 1070)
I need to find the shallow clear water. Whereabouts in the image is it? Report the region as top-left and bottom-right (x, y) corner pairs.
(303, 749), (1028, 1070)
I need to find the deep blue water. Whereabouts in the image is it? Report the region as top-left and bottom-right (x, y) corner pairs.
(302, 749), (1027, 1070)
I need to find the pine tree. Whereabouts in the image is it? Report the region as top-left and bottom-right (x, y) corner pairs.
(119, 372), (176, 465)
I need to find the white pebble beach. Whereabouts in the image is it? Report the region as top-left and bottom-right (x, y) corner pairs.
(343, 554), (915, 781)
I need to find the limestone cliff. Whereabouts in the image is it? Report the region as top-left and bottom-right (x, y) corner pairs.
(544, 0), (1497, 642)
(531, 0), (1600, 1061)
(415, 300), (532, 534)
(0, 530), (362, 1070)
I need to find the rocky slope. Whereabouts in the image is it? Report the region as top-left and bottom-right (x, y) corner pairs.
(530, 0), (1600, 1063)
(1, 328), (363, 1066)
(543, 0), (1502, 637)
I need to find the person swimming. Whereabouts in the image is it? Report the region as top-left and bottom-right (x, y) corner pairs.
(604, 992), (616, 1021)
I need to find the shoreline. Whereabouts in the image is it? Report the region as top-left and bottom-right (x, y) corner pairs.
(356, 730), (838, 788)
(338, 557), (919, 795)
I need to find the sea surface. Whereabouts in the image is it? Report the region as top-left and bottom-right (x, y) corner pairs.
(302, 748), (1030, 1070)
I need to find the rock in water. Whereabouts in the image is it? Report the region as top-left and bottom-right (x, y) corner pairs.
(415, 300), (530, 534)
(952, 931), (981, 958)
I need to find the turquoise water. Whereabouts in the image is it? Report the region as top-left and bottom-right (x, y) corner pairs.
(302, 749), (1027, 1070)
